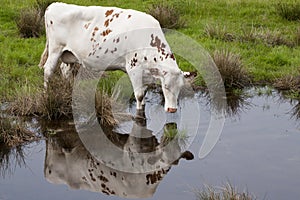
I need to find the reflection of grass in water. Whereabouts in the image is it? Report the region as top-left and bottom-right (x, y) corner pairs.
(0, 145), (27, 178)
(195, 182), (255, 200)
(0, 116), (39, 147)
(161, 123), (188, 147)
(203, 89), (251, 118)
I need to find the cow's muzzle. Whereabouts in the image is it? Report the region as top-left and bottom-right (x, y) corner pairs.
(167, 108), (177, 113)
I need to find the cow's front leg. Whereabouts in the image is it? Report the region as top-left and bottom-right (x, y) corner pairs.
(134, 87), (147, 110)
(43, 52), (61, 89)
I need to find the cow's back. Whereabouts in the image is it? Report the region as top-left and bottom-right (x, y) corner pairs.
(45, 3), (161, 61)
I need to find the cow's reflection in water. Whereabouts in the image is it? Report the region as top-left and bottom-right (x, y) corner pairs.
(44, 111), (194, 198)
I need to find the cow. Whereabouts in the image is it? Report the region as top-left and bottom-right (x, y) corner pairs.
(39, 2), (194, 113)
(44, 114), (194, 198)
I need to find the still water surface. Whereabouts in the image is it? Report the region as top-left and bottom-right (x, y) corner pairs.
(1, 90), (300, 200)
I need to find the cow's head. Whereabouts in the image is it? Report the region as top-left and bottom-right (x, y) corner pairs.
(151, 68), (196, 113)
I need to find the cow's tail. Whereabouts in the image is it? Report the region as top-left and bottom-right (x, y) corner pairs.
(38, 40), (48, 68)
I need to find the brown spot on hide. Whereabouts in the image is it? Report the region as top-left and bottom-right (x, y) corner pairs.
(104, 19), (110, 27)
(102, 190), (109, 195)
(150, 34), (167, 54)
(101, 29), (112, 36)
(170, 53), (176, 61)
(111, 47), (117, 53)
(105, 9), (114, 17)
(128, 15), (132, 19)
(146, 171), (163, 185)
(84, 22), (91, 29)
(144, 57), (147, 61)
(116, 37), (120, 43)
(113, 13), (120, 18)
(99, 175), (109, 182)
(50, 20), (53, 25)
(130, 58), (138, 68)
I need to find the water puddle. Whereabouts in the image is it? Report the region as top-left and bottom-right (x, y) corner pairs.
(1, 90), (300, 200)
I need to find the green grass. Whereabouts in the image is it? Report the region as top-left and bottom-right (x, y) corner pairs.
(0, 0), (300, 103)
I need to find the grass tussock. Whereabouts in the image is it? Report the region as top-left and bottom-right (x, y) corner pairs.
(296, 27), (300, 46)
(95, 90), (118, 127)
(7, 74), (73, 120)
(16, 7), (44, 38)
(205, 24), (295, 47)
(35, 0), (55, 15)
(274, 75), (300, 91)
(147, 3), (186, 29)
(0, 145), (27, 178)
(205, 24), (235, 42)
(7, 69), (125, 126)
(195, 182), (256, 200)
(0, 117), (39, 147)
(16, 0), (54, 38)
(212, 50), (250, 89)
(276, 1), (300, 21)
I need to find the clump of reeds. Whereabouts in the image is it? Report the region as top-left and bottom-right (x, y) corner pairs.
(295, 27), (300, 46)
(0, 116), (39, 147)
(259, 29), (294, 47)
(16, 7), (44, 38)
(205, 24), (296, 47)
(195, 182), (256, 200)
(8, 72), (73, 120)
(16, 0), (54, 38)
(204, 24), (235, 42)
(276, 1), (300, 21)
(212, 50), (250, 89)
(95, 90), (118, 127)
(274, 75), (300, 91)
(7, 68), (127, 127)
(147, 3), (186, 29)
(0, 145), (27, 178)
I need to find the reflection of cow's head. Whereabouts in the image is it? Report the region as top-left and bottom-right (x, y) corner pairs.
(44, 118), (194, 198)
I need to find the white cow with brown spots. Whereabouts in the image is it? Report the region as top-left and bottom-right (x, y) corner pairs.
(39, 2), (193, 113)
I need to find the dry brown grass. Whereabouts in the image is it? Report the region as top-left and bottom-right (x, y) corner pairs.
(195, 182), (256, 200)
(147, 3), (186, 29)
(16, 7), (44, 38)
(7, 69), (127, 127)
(205, 24), (296, 47)
(16, 0), (54, 38)
(0, 116), (39, 147)
(7, 74), (73, 120)
(274, 75), (300, 91)
(212, 50), (251, 89)
(276, 1), (300, 21)
(205, 24), (235, 42)
(259, 29), (294, 47)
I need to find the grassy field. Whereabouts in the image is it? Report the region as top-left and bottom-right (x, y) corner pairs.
(0, 0), (300, 102)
